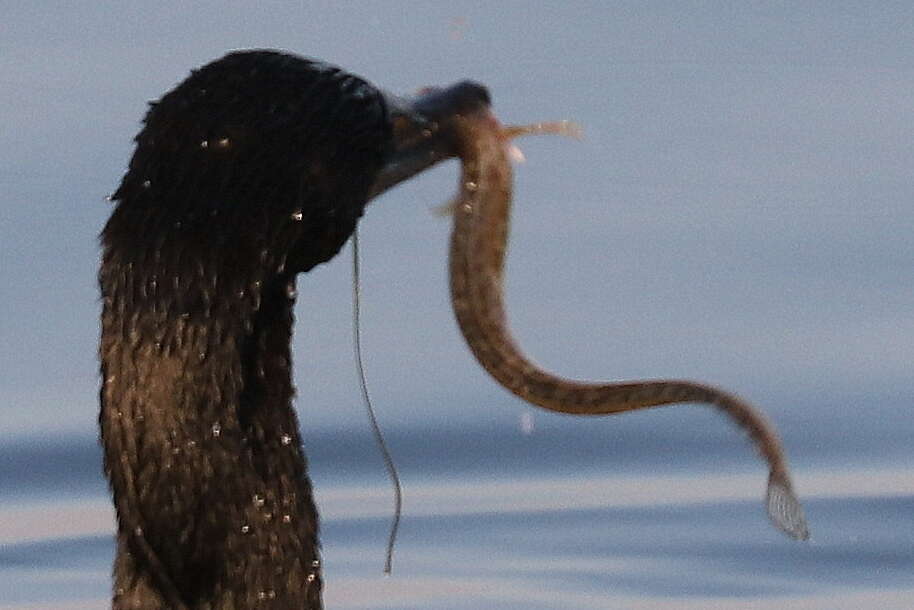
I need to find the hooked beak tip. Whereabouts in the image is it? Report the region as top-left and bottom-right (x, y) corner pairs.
(369, 81), (494, 200)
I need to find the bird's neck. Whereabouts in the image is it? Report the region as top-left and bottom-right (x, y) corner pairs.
(100, 269), (323, 605)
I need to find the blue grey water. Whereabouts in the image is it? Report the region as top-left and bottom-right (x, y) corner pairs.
(2, 2), (914, 608)
(2, 412), (914, 608)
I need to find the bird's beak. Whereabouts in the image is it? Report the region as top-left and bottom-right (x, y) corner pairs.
(368, 81), (492, 200)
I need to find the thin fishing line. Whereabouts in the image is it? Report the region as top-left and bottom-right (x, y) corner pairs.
(351, 227), (402, 574)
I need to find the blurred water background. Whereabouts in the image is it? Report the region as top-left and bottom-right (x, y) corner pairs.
(2, 3), (913, 608)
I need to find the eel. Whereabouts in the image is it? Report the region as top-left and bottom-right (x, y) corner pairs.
(441, 107), (809, 541)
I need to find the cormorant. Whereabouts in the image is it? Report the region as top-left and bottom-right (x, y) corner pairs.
(100, 49), (484, 609)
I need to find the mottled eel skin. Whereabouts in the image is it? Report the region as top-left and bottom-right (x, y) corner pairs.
(446, 110), (809, 541)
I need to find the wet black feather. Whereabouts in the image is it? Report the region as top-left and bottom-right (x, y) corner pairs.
(99, 50), (390, 609)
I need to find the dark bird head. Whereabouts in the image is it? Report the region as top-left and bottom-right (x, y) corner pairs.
(102, 49), (492, 324)
(107, 50), (386, 281)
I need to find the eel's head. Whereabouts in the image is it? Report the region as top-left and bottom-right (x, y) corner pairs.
(369, 81), (497, 200)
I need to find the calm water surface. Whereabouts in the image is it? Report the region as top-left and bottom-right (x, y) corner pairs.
(2, 411), (912, 609)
